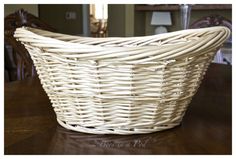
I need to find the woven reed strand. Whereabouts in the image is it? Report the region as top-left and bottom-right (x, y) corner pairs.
(14, 26), (230, 134)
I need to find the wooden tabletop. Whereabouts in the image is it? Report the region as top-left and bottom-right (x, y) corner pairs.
(4, 63), (232, 155)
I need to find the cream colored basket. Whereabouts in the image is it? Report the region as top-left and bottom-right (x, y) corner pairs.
(14, 26), (230, 135)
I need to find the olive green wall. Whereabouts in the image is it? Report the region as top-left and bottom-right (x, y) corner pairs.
(4, 4), (38, 17)
(108, 5), (126, 37)
(125, 5), (134, 37)
(39, 4), (83, 35)
(108, 4), (134, 37)
(134, 9), (146, 36)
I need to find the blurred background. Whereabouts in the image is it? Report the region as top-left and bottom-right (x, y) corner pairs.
(4, 4), (232, 82)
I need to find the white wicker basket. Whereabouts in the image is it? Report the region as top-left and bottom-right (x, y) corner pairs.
(14, 26), (230, 134)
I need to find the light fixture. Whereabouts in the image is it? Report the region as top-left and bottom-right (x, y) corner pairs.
(151, 12), (172, 34)
(94, 4), (108, 20)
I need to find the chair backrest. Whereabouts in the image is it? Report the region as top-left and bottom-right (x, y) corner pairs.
(190, 15), (232, 64)
(4, 9), (56, 81)
(190, 14), (231, 30)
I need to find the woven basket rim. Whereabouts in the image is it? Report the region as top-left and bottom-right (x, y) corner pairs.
(14, 26), (230, 48)
(13, 26), (231, 62)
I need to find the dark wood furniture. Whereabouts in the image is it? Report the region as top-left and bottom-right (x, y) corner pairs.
(190, 15), (232, 65)
(135, 4), (232, 11)
(4, 63), (231, 154)
(4, 9), (56, 81)
(190, 14), (232, 30)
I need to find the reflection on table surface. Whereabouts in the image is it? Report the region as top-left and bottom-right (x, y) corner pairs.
(49, 126), (183, 154)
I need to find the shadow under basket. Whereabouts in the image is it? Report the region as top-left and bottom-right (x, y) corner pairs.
(14, 26), (230, 135)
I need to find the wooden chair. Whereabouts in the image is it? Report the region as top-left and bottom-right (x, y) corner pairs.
(4, 9), (56, 81)
(190, 14), (231, 30)
(190, 15), (232, 65)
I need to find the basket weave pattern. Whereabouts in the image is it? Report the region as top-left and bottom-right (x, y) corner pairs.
(14, 26), (230, 134)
